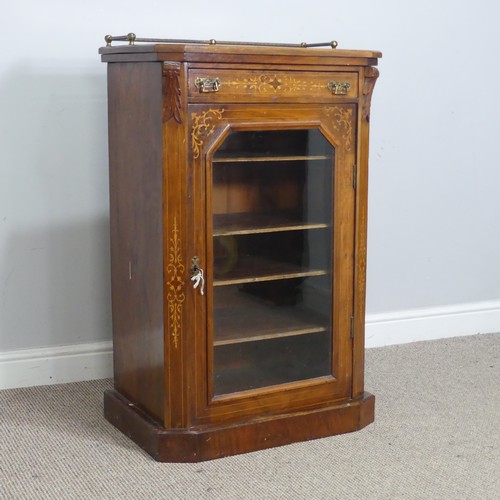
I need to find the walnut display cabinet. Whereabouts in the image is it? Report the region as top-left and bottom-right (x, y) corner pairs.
(99, 35), (381, 462)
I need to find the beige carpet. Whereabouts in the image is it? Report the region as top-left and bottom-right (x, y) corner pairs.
(1, 333), (498, 499)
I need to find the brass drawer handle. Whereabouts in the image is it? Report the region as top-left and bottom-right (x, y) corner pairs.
(327, 81), (350, 95)
(195, 77), (221, 93)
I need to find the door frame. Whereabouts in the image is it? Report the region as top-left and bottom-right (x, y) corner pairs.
(188, 104), (357, 425)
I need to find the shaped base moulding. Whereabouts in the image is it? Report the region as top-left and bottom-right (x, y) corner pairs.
(103, 389), (375, 462)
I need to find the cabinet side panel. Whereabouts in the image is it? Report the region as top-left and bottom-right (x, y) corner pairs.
(107, 62), (164, 422)
(353, 67), (379, 397)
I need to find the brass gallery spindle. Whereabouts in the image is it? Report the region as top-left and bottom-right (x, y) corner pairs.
(104, 33), (339, 49)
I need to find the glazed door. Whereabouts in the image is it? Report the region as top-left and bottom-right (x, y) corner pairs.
(211, 127), (334, 394)
(190, 104), (356, 420)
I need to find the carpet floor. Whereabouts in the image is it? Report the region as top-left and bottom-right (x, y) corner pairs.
(0, 333), (498, 499)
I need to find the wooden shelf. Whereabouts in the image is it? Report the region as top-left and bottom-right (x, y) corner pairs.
(212, 155), (331, 163)
(213, 212), (328, 236)
(214, 294), (328, 346)
(213, 256), (327, 286)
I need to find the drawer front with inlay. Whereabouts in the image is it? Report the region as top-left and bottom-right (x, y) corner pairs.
(187, 69), (358, 102)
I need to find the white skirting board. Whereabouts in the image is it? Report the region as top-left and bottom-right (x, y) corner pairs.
(0, 341), (113, 390)
(1, 301), (499, 390)
(365, 300), (500, 347)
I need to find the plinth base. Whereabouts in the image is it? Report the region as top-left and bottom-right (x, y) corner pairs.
(104, 389), (375, 462)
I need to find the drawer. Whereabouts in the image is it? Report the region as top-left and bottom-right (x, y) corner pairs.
(187, 69), (358, 102)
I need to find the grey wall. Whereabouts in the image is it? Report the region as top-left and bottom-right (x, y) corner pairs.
(365, 3), (500, 312)
(1, 0), (499, 352)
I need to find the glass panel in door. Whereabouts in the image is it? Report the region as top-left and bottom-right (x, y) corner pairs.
(211, 129), (334, 396)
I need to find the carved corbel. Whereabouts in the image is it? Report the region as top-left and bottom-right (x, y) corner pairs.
(163, 63), (182, 124)
(362, 67), (379, 122)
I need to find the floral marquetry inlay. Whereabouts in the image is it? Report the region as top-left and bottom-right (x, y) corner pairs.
(191, 108), (225, 159)
(325, 106), (354, 152)
(167, 217), (185, 349)
(224, 74), (329, 94)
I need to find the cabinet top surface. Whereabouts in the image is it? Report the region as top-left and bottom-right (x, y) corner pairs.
(99, 42), (382, 66)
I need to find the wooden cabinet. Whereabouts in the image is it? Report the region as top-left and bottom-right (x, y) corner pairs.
(99, 38), (381, 462)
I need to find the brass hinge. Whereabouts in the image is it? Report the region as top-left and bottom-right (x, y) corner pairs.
(352, 164), (357, 190)
(350, 316), (355, 339)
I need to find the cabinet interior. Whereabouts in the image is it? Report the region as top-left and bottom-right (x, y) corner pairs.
(211, 128), (335, 395)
